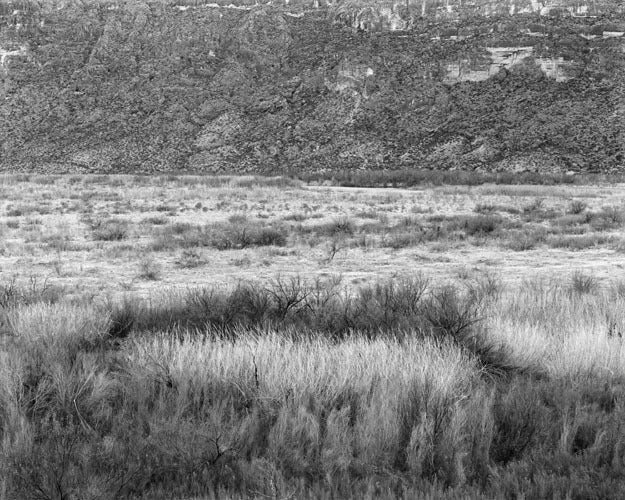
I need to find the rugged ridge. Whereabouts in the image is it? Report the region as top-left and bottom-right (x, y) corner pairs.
(0, 0), (624, 173)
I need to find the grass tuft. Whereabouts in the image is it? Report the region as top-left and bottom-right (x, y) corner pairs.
(569, 271), (599, 295)
(137, 257), (162, 281)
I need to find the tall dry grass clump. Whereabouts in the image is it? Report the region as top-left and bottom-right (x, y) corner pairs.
(124, 332), (484, 481)
(485, 277), (625, 378)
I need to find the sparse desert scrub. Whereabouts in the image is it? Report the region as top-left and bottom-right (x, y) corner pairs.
(206, 221), (288, 250)
(149, 220), (288, 252)
(294, 169), (625, 189)
(1, 174), (625, 295)
(546, 233), (617, 250)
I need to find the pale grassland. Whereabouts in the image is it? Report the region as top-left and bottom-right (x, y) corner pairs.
(1, 174), (625, 498)
(125, 332), (477, 408)
(487, 280), (625, 378)
(0, 174), (625, 299)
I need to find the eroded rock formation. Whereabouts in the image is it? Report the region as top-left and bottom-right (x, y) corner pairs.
(0, 0), (623, 173)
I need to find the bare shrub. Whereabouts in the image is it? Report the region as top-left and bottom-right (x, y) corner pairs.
(599, 206), (624, 225)
(88, 217), (129, 241)
(0, 276), (64, 309)
(567, 200), (588, 215)
(356, 276), (429, 331)
(590, 206), (625, 230)
(310, 216), (355, 237)
(321, 237), (344, 263)
(504, 231), (542, 251)
(383, 232), (422, 249)
(429, 214), (504, 238)
(175, 249), (205, 269)
(265, 276), (312, 320)
(522, 198), (544, 213)
(207, 222), (287, 250)
(137, 257), (162, 281)
(463, 215), (502, 236)
(421, 287), (521, 377)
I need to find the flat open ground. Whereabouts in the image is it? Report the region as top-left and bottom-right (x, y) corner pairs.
(1, 174), (624, 298)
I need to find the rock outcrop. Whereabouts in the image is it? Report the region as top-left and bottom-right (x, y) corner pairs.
(0, 0), (623, 173)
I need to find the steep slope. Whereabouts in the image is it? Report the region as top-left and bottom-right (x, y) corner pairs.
(0, 0), (624, 173)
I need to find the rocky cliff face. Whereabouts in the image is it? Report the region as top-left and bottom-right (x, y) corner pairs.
(0, 0), (623, 173)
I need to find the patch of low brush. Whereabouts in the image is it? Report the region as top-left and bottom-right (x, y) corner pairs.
(175, 249), (206, 268)
(474, 203), (521, 215)
(427, 214), (506, 238)
(150, 220), (287, 251)
(86, 217), (129, 241)
(294, 168), (604, 188)
(547, 233), (615, 250)
(0, 276), (64, 309)
(300, 216), (355, 238)
(208, 223), (287, 249)
(102, 274), (523, 380)
(567, 200), (588, 215)
(137, 257), (162, 280)
(503, 228), (548, 251)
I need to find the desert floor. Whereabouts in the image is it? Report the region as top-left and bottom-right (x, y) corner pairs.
(1, 174), (624, 299)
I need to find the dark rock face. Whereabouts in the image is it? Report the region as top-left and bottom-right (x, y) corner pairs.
(0, 0), (624, 174)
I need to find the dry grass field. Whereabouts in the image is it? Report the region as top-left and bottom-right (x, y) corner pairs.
(1, 174), (625, 499)
(1, 173), (624, 296)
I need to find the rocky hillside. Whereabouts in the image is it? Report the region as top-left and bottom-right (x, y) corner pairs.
(0, 0), (624, 174)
